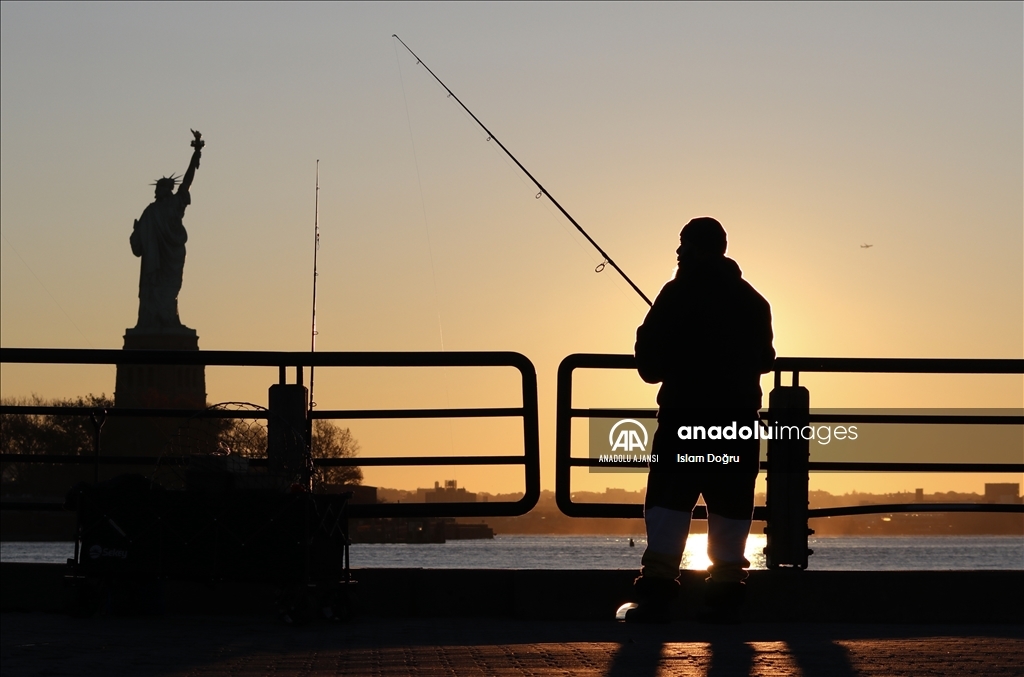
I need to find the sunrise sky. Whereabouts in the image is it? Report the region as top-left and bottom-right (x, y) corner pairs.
(1, 3), (1021, 497)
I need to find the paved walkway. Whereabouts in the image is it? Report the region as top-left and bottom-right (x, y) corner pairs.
(2, 613), (1021, 677)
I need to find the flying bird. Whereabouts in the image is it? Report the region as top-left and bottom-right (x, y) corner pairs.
(860, 244), (874, 249)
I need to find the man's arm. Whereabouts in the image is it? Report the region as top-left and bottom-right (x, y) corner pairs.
(754, 296), (776, 374)
(634, 283), (677, 384)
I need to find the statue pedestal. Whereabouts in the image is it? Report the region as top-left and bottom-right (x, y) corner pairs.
(105, 329), (207, 468)
(115, 328), (206, 410)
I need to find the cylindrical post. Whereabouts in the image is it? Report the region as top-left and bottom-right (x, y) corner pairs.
(268, 383), (310, 488)
(764, 384), (811, 569)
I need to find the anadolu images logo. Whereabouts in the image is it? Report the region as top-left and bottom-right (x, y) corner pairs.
(609, 419), (649, 453)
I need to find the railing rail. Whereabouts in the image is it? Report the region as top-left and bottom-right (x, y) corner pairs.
(554, 353), (1024, 529)
(0, 347), (541, 518)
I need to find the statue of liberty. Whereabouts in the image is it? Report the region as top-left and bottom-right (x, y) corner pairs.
(129, 130), (204, 332)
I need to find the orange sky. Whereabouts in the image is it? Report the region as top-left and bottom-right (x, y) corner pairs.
(2, 3), (1021, 497)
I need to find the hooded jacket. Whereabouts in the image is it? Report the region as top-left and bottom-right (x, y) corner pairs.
(635, 255), (775, 414)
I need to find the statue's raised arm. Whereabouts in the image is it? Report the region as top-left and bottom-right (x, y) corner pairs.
(180, 129), (204, 193)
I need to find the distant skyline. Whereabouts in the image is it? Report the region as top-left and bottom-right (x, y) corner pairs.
(2, 2), (1021, 495)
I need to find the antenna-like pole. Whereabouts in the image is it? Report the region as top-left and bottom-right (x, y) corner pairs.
(308, 160), (320, 425)
(392, 34), (652, 307)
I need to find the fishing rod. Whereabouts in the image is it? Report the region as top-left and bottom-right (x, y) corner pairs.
(392, 35), (653, 307)
(308, 160), (320, 442)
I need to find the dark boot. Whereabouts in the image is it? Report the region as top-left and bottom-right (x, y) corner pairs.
(699, 579), (745, 624)
(618, 575), (679, 624)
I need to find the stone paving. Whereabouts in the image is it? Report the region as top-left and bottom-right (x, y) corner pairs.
(2, 613), (1021, 677)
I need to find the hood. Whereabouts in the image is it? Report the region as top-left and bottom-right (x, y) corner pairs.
(675, 255), (743, 282)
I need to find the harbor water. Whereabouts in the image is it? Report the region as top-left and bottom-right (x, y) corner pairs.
(2, 534), (1022, 570)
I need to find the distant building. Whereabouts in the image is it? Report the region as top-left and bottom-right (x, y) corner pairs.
(984, 483), (1022, 504)
(321, 484), (378, 504)
(915, 488), (924, 502)
(604, 488), (638, 500)
(421, 480), (477, 503)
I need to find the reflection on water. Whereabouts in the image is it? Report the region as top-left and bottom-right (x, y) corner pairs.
(3, 535), (1022, 570)
(682, 534), (764, 571)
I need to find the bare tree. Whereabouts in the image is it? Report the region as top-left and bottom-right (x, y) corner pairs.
(1, 394), (113, 495)
(311, 419), (362, 487)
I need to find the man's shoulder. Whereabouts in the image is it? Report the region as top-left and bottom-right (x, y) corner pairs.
(650, 278), (685, 307)
(737, 278), (770, 310)
(657, 277), (681, 295)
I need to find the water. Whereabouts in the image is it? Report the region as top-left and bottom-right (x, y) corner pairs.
(804, 535), (1024, 571)
(3, 534), (1021, 570)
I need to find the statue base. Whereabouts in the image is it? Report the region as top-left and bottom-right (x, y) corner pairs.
(106, 329), (208, 466)
(115, 328), (206, 409)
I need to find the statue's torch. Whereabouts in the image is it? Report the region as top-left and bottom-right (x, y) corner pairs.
(189, 129), (204, 168)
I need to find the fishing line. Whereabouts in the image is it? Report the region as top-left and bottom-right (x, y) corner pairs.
(393, 41), (447, 352)
(392, 35), (653, 308)
(393, 40), (457, 458)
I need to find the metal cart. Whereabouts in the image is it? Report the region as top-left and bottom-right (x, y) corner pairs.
(64, 473), (354, 624)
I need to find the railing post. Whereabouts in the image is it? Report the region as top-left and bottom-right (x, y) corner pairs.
(554, 357), (575, 518)
(764, 379), (812, 569)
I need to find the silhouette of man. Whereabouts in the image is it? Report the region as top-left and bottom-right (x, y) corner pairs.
(624, 217), (774, 623)
(130, 134), (202, 330)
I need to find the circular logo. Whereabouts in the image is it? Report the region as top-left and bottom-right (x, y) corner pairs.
(88, 544), (102, 559)
(608, 419), (649, 452)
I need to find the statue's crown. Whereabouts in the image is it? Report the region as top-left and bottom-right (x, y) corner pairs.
(151, 174), (180, 188)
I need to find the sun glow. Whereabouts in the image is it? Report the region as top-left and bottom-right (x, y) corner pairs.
(681, 533), (768, 571)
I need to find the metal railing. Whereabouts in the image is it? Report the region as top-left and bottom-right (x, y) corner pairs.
(0, 348), (540, 518)
(555, 353), (1024, 565)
